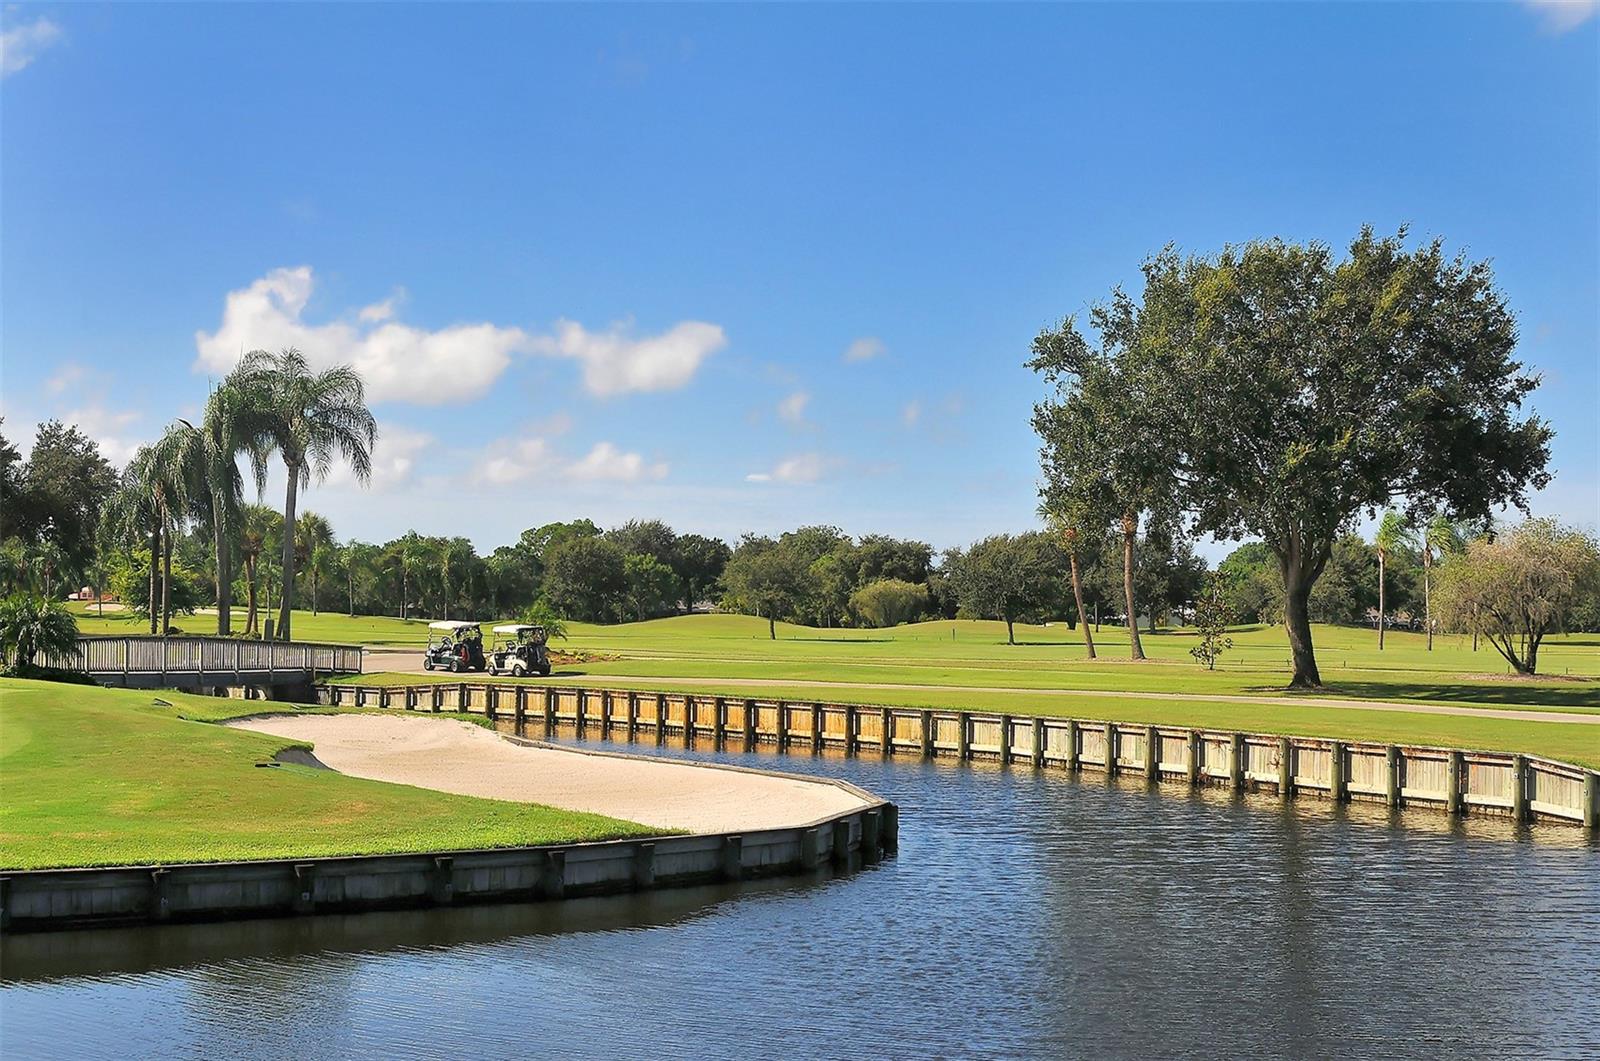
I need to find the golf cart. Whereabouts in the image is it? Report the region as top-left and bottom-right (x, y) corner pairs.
(487, 624), (552, 677)
(423, 620), (487, 673)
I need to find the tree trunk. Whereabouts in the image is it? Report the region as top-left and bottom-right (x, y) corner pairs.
(213, 510), (231, 636)
(278, 470), (299, 640)
(348, 568), (355, 617)
(161, 520), (173, 636)
(1121, 512), (1145, 660)
(1005, 616), (1015, 645)
(311, 568), (318, 616)
(1377, 549), (1387, 650)
(148, 524), (160, 634)
(244, 556), (259, 635)
(1281, 565), (1322, 689)
(1423, 548), (1433, 651)
(768, 612), (776, 640)
(1069, 550), (1096, 660)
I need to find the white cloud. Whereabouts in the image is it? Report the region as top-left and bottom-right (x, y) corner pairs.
(1, 15), (62, 77)
(324, 424), (431, 491)
(530, 410), (575, 436)
(567, 441), (668, 483)
(901, 400), (921, 427)
(778, 391), (810, 424)
(477, 437), (552, 486)
(195, 267), (725, 404)
(195, 267), (527, 406)
(473, 436), (665, 486)
(843, 336), (885, 363)
(746, 453), (826, 484)
(533, 319), (726, 397)
(1522, 0), (1597, 31)
(61, 405), (143, 467)
(46, 363), (88, 395)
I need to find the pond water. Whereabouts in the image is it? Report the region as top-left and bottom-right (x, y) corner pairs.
(4, 735), (1598, 1059)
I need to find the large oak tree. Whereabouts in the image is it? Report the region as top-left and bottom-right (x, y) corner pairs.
(1034, 228), (1551, 687)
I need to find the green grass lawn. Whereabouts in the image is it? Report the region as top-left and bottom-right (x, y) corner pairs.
(0, 678), (657, 870)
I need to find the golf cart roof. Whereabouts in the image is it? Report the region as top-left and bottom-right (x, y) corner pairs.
(427, 620), (480, 631)
(491, 624), (542, 634)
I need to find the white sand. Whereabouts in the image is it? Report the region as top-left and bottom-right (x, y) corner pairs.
(227, 713), (869, 833)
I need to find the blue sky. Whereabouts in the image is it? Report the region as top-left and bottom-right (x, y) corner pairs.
(3, 2), (1596, 557)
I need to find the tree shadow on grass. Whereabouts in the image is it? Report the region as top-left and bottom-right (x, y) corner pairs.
(1259, 678), (1600, 711)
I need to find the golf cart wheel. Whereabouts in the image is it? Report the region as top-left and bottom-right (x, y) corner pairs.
(450, 660), (462, 673)
(423, 659), (434, 671)
(488, 666), (498, 677)
(537, 664), (551, 677)
(510, 663), (526, 678)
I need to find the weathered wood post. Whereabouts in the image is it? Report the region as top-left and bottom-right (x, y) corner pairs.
(432, 685), (443, 714)
(1584, 771), (1598, 831)
(574, 689), (587, 736)
(1385, 746), (1401, 807)
(956, 713), (971, 761)
(1104, 722), (1117, 776)
(832, 818), (851, 866)
(457, 681), (468, 714)
(714, 696), (727, 747)
(880, 707), (893, 758)
(1330, 741), (1347, 803)
(1032, 717), (1045, 769)
(542, 687), (556, 732)
(1446, 751), (1464, 815)
(843, 703), (857, 756)
(514, 686), (527, 733)
(721, 835), (743, 881)
(1278, 737), (1293, 798)
(655, 694), (667, 746)
(919, 710), (934, 759)
(775, 700), (788, 751)
(484, 686), (497, 722)
(1229, 733), (1244, 791)
(862, 808), (882, 859)
(599, 690), (612, 737)
(1510, 755), (1528, 824)
(632, 842), (655, 889)
(1143, 725), (1158, 782)
(743, 698), (758, 749)
(626, 691), (639, 741)
(1065, 719), (1080, 771)
(997, 714), (1013, 766)
(810, 702), (824, 753)
(683, 695), (696, 747)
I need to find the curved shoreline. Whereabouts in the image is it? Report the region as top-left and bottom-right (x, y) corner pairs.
(226, 713), (873, 834)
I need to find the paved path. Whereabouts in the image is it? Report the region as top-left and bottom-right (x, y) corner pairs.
(359, 648), (1600, 726)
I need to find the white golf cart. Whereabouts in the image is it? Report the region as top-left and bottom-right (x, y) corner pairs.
(422, 620), (487, 672)
(487, 624), (552, 677)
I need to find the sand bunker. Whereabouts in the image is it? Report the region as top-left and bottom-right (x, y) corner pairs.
(227, 713), (870, 833)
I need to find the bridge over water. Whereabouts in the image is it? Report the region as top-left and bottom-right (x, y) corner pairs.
(59, 636), (363, 693)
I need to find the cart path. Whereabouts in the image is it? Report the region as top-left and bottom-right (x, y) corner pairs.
(358, 649), (1600, 726)
(228, 713), (870, 833)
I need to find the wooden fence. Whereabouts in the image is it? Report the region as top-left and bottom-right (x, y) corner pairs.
(321, 681), (1600, 831)
(51, 636), (364, 686)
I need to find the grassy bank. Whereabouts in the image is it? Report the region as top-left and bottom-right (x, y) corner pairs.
(0, 678), (656, 871)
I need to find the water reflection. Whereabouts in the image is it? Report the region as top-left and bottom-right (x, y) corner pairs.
(3, 730), (1597, 1060)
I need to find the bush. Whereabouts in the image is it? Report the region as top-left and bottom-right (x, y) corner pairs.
(0, 592), (80, 675)
(850, 579), (927, 629)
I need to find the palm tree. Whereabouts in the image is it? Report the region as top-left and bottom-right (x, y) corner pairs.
(170, 369), (273, 635)
(0, 592), (79, 674)
(390, 531), (426, 620)
(125, 434), (192, 635)
(1421, 514), (1465, 652)
(237, 504), (280, 637)
(1042, 505), (1096, 660)
(297, 511), (336, 615)
(249, 348), (375, 641)
(1374, 510), (1411, 651)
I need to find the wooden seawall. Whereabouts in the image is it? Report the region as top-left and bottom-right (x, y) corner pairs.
(321, 680), (1600, 832)
(0, 766), (896, 934)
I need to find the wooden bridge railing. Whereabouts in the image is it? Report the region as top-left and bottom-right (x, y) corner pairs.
(49, 636), (363, 680)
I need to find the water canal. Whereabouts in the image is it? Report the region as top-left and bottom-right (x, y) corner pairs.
(4, 735), (1598, 1059)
